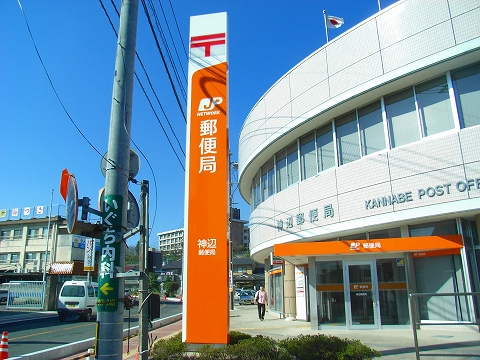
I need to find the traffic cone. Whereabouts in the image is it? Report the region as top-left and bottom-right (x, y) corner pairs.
(0, 331), (8, 359)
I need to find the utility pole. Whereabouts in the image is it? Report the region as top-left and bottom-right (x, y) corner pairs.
(138, 180), (149, 360)
(97, 0), (138, 358)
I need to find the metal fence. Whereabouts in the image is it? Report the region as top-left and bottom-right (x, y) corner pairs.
(7, 281), (45, 310)
(409, 292), (480, 360)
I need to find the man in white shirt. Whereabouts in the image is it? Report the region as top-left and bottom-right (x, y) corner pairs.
(254, 286), (268, 320)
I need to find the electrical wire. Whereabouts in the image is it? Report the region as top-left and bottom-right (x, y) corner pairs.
(16, 0), (128, 182)
(147, 0), (187, 101)
(105, 0), (186, 160)
(167, 0), (189, 63)
(159, 0), (188, 84)
(140, 0), (187, 123)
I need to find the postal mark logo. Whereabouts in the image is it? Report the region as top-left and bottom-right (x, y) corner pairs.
(190, 33), (226, 57)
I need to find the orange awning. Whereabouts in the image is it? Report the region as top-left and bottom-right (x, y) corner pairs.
(274, 235), (463, 257)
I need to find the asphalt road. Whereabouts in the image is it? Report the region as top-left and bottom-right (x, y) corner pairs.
(0, 302), (182, 358)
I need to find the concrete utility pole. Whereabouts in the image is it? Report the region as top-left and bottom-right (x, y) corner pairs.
(97, 0), (138, 358)
(138, 180), (149, 360)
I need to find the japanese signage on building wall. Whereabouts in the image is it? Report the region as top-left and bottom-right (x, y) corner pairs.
(184, 12), (229, 345)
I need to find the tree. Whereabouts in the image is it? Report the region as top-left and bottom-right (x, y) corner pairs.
(148, 272), (160, 293)
(125, 243), (139, 265)
(163, 276), (180, 297)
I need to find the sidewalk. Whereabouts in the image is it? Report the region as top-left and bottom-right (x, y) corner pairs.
(120, 305), (480, 360)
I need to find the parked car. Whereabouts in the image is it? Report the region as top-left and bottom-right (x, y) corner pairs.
(238, 291), (255, 305)
(233, 291), (240, 302)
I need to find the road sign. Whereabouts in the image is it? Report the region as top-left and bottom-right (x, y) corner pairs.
(84, 238), (95, 272)
(98, 188), (139, 229)
(97, 194), (123, 312)
(100, 148), (140, 179)
(65, 174), (78, 234)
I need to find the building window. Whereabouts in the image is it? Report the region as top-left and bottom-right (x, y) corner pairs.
(358, 101), (385, 155)
(385, 88), (420, 148)
(0, 254), (7, 263)
(13, 229), (22, 240)
(409, 219), (457, 236)
(0, 231), (9, 240)
(416, 75), (454, 137)
(300, 132), (317, 180)
(287, 142), (299, 186)
(261, 158), (275, 200)
(10, 253), (20, 263)
(452, 62), (480, 128)
(336, 111), (360, 165)
(316, 123), (335, 172)
(369, 227), (401, 239)
(28, 228), (38, 239)
(276, 149), (287, 192)
(252, 171), (261, 209)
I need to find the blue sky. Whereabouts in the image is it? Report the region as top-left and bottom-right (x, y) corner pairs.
(0, 0), (397, 247)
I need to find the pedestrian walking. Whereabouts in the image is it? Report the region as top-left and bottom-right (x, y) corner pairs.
(254, 286), (268, 320)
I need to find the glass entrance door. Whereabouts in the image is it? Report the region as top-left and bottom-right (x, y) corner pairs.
(346, 261), (379, 329)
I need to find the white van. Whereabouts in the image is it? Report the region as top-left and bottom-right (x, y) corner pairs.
(57, 281), (98, 322)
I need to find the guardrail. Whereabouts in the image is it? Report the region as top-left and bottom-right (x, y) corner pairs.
(409, 292), (480, 360)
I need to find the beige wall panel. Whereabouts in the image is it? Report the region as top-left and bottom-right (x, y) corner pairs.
(336, 153), (390, 194)
(239, 103), (266, 167)
(377, 0), (451, 49)
(463, 161), (480, 199)
(291, 80), (330, 120)
(381, 22), (455, 73)
(452, 6), (480, 44)
(264, 104), (294, 139)
(329, 52), (384, 99)
(273, 185), (301, 215)
(388, 133), (463, 180)
(298, 170), (338, 204)
(390, 165), (468, 210)
(264, 76), (292, 120)
(298, 196), (339, 229)
(459, 126), (480, 164)
(327, 19), (380, 76)
(290, 49), (328, 99)
(338, 181), (393, 221)
(448, 0), (480, 18)
(249, 199), (276, 249)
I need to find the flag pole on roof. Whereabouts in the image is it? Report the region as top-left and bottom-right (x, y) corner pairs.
(323, 10), (344, 43)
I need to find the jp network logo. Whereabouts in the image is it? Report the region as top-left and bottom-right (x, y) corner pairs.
(198, 97), (222, 111)
(197, 97), (223, 117)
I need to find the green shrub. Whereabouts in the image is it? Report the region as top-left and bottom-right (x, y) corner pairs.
(277, 334), (381, 360)
(229, 331), (252, 345)
(150, 331), (381, 360)
(151, 332), (187, 359)
(226, 335), (291, 360)
(339, 339), (382, 360)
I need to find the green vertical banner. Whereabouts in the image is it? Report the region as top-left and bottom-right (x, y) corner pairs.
(98, 194), (123, 312)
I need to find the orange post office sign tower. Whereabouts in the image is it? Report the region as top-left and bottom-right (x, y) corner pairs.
(183, 12), (230, 345)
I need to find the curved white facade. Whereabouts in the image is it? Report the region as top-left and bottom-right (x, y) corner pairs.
(238, 0), (480, 329)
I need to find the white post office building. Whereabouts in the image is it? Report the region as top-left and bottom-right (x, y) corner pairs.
(238, 0), (480, 330)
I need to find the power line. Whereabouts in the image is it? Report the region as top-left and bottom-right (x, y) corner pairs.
(161, 0), (188, 84)
(17, 0), (128, 182)
(140, 0), (187, 123)
(101, 0), (186, 163)
(147, 0), (187, 100)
